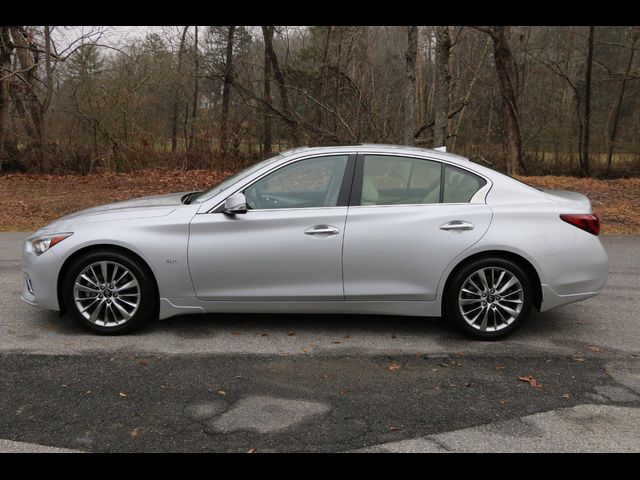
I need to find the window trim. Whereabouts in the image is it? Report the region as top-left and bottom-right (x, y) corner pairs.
(210, 153), (357, 213)
(349, 152), (491, 207)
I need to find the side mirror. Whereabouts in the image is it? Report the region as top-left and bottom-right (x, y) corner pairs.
(223, 192), (247, 214)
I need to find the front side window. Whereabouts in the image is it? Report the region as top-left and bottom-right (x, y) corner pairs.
(244, 155), (349, 210)
(360, 155), (442, 206)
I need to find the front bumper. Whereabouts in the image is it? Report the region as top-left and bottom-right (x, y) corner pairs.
(21, 240), (63, 312)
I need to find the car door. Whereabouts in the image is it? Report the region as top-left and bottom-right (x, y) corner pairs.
(188, 154), (355, 301)
(342, 153), (492, 301)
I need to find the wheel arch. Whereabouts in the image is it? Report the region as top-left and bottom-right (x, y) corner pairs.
(441, 250), (543, 311)
(57, 244), (160, 315)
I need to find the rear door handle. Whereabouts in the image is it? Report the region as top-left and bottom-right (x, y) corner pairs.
(305, 225), (340, 236)
(439, 220), (474, 231)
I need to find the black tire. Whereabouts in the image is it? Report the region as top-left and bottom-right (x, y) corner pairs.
(444, 257), (534, 340)
(63, 250), (158, 335)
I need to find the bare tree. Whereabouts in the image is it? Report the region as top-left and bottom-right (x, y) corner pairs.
(433, 26), (451, 148)
(263, 31), (272, 155)
(579, 26), (595, 177)
(10, 26), (47, 171)
(188, 26), (199, 153)
(473, 26), (525, 175)
(403, 26), (417, 145)
(605, 28), (638, 175)
(0, 26), (14, 173)
(220, 26), (236, 159)
(262, 26), (297, 144)
(171, 26), (189, 154)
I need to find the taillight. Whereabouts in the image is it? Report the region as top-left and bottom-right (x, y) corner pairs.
(560, 214), (600, 235)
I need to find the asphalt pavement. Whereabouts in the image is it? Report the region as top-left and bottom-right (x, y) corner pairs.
(1, 233), (639, 452)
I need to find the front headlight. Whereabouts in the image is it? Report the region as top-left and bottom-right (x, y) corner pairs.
(29, 233), (73, 256)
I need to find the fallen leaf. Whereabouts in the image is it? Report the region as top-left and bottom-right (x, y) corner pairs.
(495, 364), (507, 369)
(234, 375), (243, 380)
(129, 427), (140, 438)
(339, 389), (348, 395)
(118, 392), (127, 398)
(498, 399), (508, 405)
(562, 393), (571, 399)
(332, 341), (341, 344)
(217, 390), (226, 396)
(518, 375), (543, 388)
(342, 335), (351, 339)
(390, 426), (401, 431)
(388, 362), (402, 371)
(456, 352), (465, 357)
(588, 346), (601, 352)
(573, 357), (586, 362)
(85, 390), (91, 395)
(247, 448), (256, 454)
(260, 333), (269, 337)
(287, 332), (296, 336)
(137, 360), (148, 367)
(302, 347), (310, 353)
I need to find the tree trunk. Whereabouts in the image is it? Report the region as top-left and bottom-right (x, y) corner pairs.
(188, 26), (199, 154)
(580, 26), (594, 177)
(0, 27), (14, 173)
(262, 26), (298, 144)
(479, 26), (525, 175)
(403, 26), (417, 145)
(9, 26), (48, 172)
(171, 26), (189, 154)
(220, 26), (236, 159)
(605, 29), (637, 175)
(263, 31), (273, 156)
(433, 26), (451, 148)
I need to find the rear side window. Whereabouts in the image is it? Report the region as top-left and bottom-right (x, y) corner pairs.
(443, 165), (486, 203)
(360, 155), (442, 206)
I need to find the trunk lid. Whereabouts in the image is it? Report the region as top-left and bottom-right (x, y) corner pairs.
(540, 189), (593, 213)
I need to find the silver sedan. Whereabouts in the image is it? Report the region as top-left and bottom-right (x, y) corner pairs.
(21, 145), (609, 339)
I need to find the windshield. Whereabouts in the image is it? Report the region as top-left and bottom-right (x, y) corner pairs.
(190, 154), (284, 203)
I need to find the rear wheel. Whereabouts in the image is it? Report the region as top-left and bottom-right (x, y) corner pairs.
(444, 257), (533, 340)
(63, 251), (157, 334)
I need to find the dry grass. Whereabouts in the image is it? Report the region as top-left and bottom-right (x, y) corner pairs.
(0, 170), (638, 234)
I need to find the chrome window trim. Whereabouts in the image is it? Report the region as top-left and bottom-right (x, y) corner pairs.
(200, 148), (493, 214)
(203, 151), (357, 214)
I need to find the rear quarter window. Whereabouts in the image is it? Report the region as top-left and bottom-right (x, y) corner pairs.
(443, 165), (487, 203)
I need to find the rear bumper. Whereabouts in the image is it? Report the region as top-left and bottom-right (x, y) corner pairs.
(538, 232), (608, 312)
(540, 284), (601, 311)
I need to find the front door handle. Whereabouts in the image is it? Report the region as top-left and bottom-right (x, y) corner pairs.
(305, 225), (340, 236)
(439, 220), (474, 232)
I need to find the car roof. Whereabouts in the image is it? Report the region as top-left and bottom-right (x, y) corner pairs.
(279, 143), (471, 166)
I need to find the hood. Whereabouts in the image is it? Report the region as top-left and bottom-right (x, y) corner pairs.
(35, 191), (194, 234)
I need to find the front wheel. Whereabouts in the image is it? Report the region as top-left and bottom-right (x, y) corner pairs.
(444, 258), (534, 340)
(63, 251), (157, 335)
